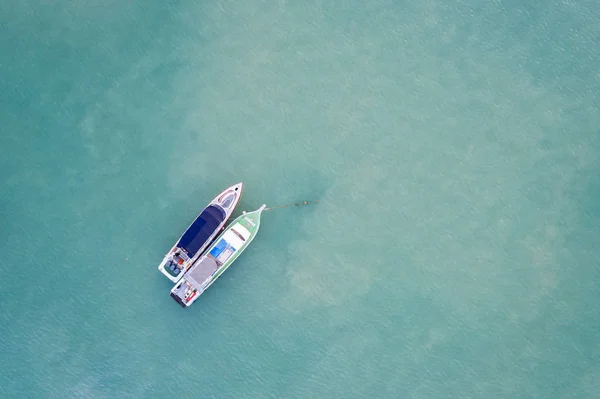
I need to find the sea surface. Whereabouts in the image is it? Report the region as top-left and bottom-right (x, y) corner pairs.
(1, 1), (599, 398)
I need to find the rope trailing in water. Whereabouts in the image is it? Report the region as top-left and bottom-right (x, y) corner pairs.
(228, 200), (318, 220)
(265, 200), (319, 211)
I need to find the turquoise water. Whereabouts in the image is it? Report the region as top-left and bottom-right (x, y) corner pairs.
(1, 0), (600, 397)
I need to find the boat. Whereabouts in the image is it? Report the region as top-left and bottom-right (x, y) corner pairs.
(170, 204), (266, 308)
(157, 183), (243, 282)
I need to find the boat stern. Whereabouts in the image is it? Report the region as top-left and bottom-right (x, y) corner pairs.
(158, 249), (189, 282)
(169, 279), (200, 308)
(169, 291), (188, 308)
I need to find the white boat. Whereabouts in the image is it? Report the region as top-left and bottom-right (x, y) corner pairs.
(157, 183), (243, 282)
(170, 204), (266, 308)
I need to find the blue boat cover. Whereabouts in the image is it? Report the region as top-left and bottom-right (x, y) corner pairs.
(209, 238), (228, 259)
(178, 205), (226, 257)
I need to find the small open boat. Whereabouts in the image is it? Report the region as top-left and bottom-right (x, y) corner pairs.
(170, 204), (266, 308)
(158, 183), (243, 282)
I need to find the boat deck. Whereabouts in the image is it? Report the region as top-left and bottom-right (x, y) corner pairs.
(186, 257), (219, 288)
(163, 250), (189, 277)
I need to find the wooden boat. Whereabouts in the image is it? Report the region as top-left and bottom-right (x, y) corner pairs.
(170, 204), (266, 308)
(157, 183), (243, 282)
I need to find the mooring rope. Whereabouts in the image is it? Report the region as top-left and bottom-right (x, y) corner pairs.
(264, 200), (319, 211)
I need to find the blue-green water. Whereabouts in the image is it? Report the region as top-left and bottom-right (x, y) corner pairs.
(1, 1), (600, 397)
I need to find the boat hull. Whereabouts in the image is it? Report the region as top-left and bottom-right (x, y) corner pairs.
(170, 204), (266, 308)
(157, 183), (243, 282)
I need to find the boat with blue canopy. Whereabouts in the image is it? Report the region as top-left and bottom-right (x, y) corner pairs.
(158, 183), (243, 282)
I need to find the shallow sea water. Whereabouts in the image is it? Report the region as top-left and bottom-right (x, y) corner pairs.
(1, 1), (599, 398)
